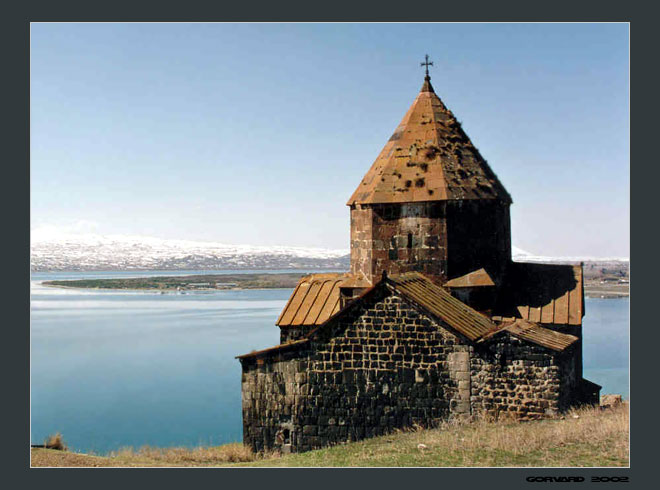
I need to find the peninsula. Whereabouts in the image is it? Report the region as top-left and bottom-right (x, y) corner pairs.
(41, 269), (628, 297)
(42, 273), (305, 291)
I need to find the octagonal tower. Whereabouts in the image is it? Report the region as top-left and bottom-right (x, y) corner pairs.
(347, 73), (512, 286)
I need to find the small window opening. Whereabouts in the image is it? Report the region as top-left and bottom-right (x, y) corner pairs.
(407, 233), (413, 249)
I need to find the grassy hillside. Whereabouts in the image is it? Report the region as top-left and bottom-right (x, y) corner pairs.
(31, 403), (628, 467)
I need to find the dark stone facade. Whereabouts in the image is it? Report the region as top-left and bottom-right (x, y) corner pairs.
(350, 201), (511, 286)
(279, 326), (311, 344)
(445, 201), (511, 281)
(238, 74), (598, 455)
(240, 285), (581, 453)
(470, 336), (579, 418)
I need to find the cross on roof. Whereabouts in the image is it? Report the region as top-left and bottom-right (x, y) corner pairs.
(420, 54), (433, 78)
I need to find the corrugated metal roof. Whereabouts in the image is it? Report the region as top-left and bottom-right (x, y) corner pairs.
(240, 282), (379, 359)
(276, 273), (347, 327)
(444, 268), (496, 288)
(481, 318), (578, 352)
(387, 272), (496, 341)
(347, 77), (511, 206)
(501, 262), (584, 326)
(241, 271), (580, 359)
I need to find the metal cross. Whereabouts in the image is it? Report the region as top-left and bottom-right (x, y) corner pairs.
(420, 54), (433, 77)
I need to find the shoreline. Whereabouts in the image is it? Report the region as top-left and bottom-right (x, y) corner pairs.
(40, 282), (291, 292)
(38, 272), (307, 292)
(40, 281), (629, 299)
(30, 402), (629, 467)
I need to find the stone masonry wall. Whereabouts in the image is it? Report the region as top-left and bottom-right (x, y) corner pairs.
(445, 201), (511, 281)
(470, 336), (573, 420)
(527, 323), (583, 409)
(241, 287), (576, 453)
(241, 286), (472, 453)
(350, 202), (448, 285)
(349, 201), (511, 286)
(545, 324), (583, 396)
(240, 353), (306, 454)
(279, 326), (311, 344)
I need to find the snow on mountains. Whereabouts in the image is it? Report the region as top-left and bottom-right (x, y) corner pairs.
(30, 232), (350, 271)
(30, 232), (629, 272)
(509, 247), (629, 265)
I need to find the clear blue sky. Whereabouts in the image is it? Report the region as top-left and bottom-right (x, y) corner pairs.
(31, 23), (629, 257)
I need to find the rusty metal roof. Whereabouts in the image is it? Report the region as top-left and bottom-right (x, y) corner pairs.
(387, 272), (496, 341)
(444, 268), (496, 288)
(347, 77), (511, 206)
(481, 318), (578, 352)
(338, 272), (372, 289)
(241, 271), (578, 360)
(276, 273), (348, 327)
(499, 262), (584, 326)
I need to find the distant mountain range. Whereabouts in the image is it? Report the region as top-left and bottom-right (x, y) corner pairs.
(509, 247), (629, 266)
(30, 232), (629, 272)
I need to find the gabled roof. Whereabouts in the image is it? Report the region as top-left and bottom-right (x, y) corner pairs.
(444, 268), (496, 288)
(347, 76), (511, 206)
(276, 273), (347, 327)
(496, 262), (584, 326)
(387, 272), (496, 341)
(480, 318), (578, 352)
(239, 271), (578, 360)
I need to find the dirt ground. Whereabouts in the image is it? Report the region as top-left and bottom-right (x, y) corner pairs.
(31, 449), (118, 467)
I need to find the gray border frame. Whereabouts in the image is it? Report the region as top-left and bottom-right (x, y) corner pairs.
(11, 1), (644, 487)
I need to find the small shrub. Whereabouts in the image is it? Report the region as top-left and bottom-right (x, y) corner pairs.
(45, 433), (67, 451)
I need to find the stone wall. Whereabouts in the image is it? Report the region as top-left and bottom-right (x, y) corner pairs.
(241, 286), (471, 453)
(544, 323), (583, 391)
(445, 200), (511, 281)
(470, 336), (578, 419)
(241, 285), (578, 453)
(279, 326), (311, 344)
(240, 353), (305, 453)
(349, 201), (511, 286)
(350, 202), (448, 285)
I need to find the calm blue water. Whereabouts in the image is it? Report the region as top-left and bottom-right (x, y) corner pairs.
(30, 271), (629, 454)
(582, 297), (630, 398)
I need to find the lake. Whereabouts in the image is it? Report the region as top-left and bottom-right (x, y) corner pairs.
(30, 271), (629, 455)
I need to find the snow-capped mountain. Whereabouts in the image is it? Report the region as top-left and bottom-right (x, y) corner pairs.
(30, 231), (629, 272)
(511, 246), (629, 264)
(30, 232), (350, 271)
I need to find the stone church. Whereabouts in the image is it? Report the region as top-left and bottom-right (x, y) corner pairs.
(237, 63), (600, 454)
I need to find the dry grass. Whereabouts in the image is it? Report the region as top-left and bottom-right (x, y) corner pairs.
(109, 442), (259, 465)
(44, 432), (67, 451)
(241, 402), (629, 467)
(110, 443), (264, 466)
(31, 403), (629, 467)
(406, 403), (629, 466)
(32, 449), (114, 467)
(32, 442), (266, 467)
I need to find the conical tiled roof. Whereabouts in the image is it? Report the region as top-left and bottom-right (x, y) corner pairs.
(347, 76), (512, 205)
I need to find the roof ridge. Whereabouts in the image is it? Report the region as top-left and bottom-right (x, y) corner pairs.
(387, 273), (495, 341)
(481, 318), (579, 352)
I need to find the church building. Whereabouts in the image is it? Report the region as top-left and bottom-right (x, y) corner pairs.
(237, 59), (600, 454)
